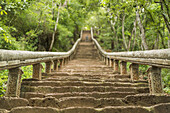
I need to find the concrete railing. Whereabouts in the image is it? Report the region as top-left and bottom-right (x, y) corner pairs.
(0, 31), (83, 97)
(91, 27), (170, 94)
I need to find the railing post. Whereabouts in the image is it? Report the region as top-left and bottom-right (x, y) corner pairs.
(148, 66), (163, 94)
(59, 59), (63, 69)
(114, 60), (119, 72)
(111, 59), (114, 68)
(102, 56), (104, 61)
(33, 63), (42, 80)
(130, 63), (139, 82)
(106, 58), (109, 65)
(63, 58), (65, 66)
(6, 67), (23, 97)
(53, 60), (59, 71)
(109, 58), (113, 67)
(120, 61), (127, 75)
(45, 61), (52, 74)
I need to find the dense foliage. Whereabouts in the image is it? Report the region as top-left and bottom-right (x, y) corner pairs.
(0, 0), (169, 96)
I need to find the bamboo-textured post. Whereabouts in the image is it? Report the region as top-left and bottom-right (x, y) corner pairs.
(102, 56), (104, 61)
(120, 61), (127, 75)
(53, 60), (59, 71)
(148, 66), (163, 94)
(33, 63), (42, 80)
(59, 59), (63, 69)
(6, 67), (23, 97)
(111, 59), (114, 69)
(109, 58), (112, 67)
(106, 58), (109, 65)
(104, 57), (106, 63)
(130, 63), (139, 82)
(114, 60), (119, 72)
(63, 58), (65, 66)
(45, 61), (52, 74)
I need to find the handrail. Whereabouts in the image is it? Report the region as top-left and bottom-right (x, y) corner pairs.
(0, 32), (82, 70)
(91, 27), (170, 94)
(91, 28), (170, 68)
(0, 31), (83, 97)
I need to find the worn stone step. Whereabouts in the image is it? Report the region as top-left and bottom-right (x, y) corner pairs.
(55, 71), (116, 74)
(0, 97), (29, 110)
(74, 56), (98, 59)
(21, 86), (149, 94)
(60, 68), (115, 72)
(21, 81), (147, 87)
(44, 72), (122, 78)
(63, 65), (109, 68)
(21, 92), (137, 99)
(124, 94), (170, 107)
(78, 46), (94, 49)
(42, 74), (130, 80)
(42, 77), (132, 83)
(29, 97), (126, 108)
(46, 72), (121, 76)
(8, 103), (170, 113)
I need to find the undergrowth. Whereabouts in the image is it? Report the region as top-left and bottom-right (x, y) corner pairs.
(0, 63), (45, 97)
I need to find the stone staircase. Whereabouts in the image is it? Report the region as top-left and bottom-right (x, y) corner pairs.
(0, 42), (170, 113)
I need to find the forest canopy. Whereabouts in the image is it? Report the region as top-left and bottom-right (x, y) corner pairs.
(0, 0), (170, 96)
(0, 0), (169, 52)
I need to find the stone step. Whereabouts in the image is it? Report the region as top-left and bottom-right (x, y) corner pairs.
(42, 70), (130, 80)
(8, 103), (170, 113)
(43, 77), (132, 83)
(42, 77), (147, 83)
(0, 97), (29, 110)
(29, 97), (126, 108)
(56, 70), (116, 73)
(124, 94), (170, 107)
(42, 72), (120, 76)
(42, 76), (129, 81)
(63, 65), (109, 68)
(74, 56), (98, 59)
(21, 86), (149, 94)
(55, 70), (119, 73)
(21, 92), (137, 99)
(21, 81), (147, 87)
(78, 46), (94, 49)
(61, 67), (112, 70)
(77, 50), (97, 53)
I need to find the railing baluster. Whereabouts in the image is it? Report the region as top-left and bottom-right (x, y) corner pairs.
(33, 63), (42, 80)
(109, 58), (112, 67)
(114, 60), (119, 72)
(120, 61), (127, 75)
(6, 67), (23, 97)
(59, 59), (63, 68)
(53, 60), (59, 71)
(148, 66), (163, 94)
(45, 61), (52, 74)
(130, 63), (139, 82)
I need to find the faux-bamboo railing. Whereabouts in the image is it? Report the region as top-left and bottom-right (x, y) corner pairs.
(0, 31), (83, 97)
(91, 28), (170, 94)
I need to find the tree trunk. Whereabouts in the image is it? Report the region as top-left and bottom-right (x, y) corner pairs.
(136, 7), (148, 50)
(128, 18), (137, 51)
(132, 18), (137, 51)
(110, 16), (118, 51)
(110, 18), (117, 51)
(154, 34), (159, 49)
(49, 3), (61, 51)
(160, 0), (170, 33)
(168, 34), (170, 48)
(122, 13), (128, 50)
